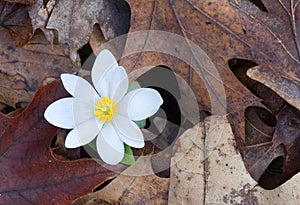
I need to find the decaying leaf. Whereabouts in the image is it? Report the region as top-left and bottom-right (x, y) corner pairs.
(168, 119), (205, 205)
(0, 81), (124, 204)
(73, 157), (170, 205)
(0, 72), (32, 108)
(28, 0), (55, 44)
(0, 1), (33, 46)
(47, 0), (130, 62)
(0, 27), (75, 107)
(121, 0), (300, 184)
(230, 59), (300, 188)
(169, 115), (300, 204)
(243, 0), (300, 111)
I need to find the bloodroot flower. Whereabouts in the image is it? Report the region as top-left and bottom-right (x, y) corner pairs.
(44, 49), (163, 165)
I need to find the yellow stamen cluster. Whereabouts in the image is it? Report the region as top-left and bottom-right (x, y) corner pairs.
(94, 97), (116, 122)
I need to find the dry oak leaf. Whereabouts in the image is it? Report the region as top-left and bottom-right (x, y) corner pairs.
(0, 72), (32, 108)
(169, 116), (300, 204)
(46, 0), (130, 63)
(121, 0), (299, 183)
(73, 157), (170, 205)
(0, 80), (123, 204)
(0, 27), (75, 107)
(244, 0), (300, 111)
(28, 0), (55, 44)
(0, 1), (33, 46)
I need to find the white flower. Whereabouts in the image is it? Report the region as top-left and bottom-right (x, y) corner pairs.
(44, 49), (163, 165)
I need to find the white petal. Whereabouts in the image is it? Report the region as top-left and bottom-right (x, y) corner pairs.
(44, 98), (75, 129)
(96, 122), (125, 165)
(110, 66), (128, 103)
(117, 88), (163, 121)
(93, 65), (128, 102)
(61, 74), (99, 106)
(92, 49), (118, 97)
(73, 99), (95, 125)
(65, 117), (103, 148)
(112, 114), (144, 148)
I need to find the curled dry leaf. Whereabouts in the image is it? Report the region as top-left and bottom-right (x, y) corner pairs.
(169, 116), (300, 204)
(230, 59), (300, 188)
(0, 80), (125, 204)
(73, 157), (170, 205)
(121, 0), (299, 184)
(243, 0), (300, 111)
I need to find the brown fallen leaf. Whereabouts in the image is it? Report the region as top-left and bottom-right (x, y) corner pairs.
(0, 80), (124, 204)
(0, 72), (32, 108)
(230, 59), (300, 188)
(0, 1), (33, 46)
(46, 0), (130, 63)
(243, 0), (300, 111)
(28, 0), (55, 44)
(0, 26), (76, 107)
(121, 0), (299, 184)
(169, 116), (300, 204)
(73, 157), (170, 205)
(270, 105), (300, 186)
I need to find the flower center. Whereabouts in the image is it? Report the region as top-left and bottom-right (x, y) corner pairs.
(94, 97), (116, 122)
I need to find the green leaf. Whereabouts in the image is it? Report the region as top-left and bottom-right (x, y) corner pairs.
(87, 139), (135, 166)
(121, 144), (135, 165)
(87, 138), (97, 152)
(127, 81), (141, 92)
(134, 119), (146, 128)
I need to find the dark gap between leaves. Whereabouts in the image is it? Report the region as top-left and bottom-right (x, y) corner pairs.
(228, 58), (285, 114)
(249, 0), (268, 12)
(258, 156), (284, 190)
(78, 42), (94, 66)
(0, 105), (15, 114)
(253, 106), (277, 127)
(0, 102), (27, 116)
(93, 177), (115, 192)
(136, 66), (183, 178)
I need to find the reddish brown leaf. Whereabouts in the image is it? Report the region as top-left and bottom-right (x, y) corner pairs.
(0, 80), (124, 204)
(121, 0), (299, 186)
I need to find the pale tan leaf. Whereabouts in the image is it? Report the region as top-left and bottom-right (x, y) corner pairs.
(169, 115), (300, 204)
